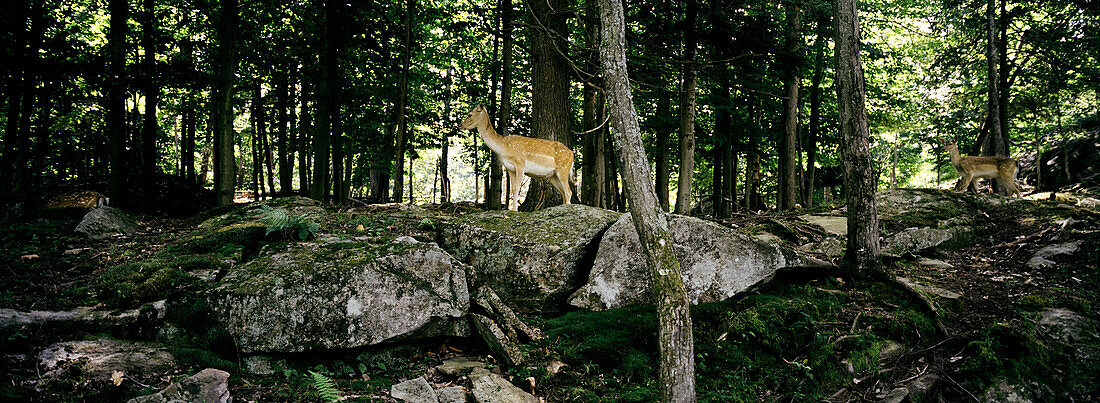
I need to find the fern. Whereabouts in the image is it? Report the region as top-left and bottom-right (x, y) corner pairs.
(308, 370), (342, 403)
(254, 205), (319, 241)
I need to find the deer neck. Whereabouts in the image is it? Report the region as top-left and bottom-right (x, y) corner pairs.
(947, 146), (963, 167)
(476, 121), (509, 156)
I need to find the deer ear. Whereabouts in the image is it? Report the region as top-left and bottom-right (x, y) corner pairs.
(477, 103), (485, 110)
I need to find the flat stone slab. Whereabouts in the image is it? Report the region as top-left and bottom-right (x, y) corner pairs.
(799, 215), (848, 236)
(469, 368), (538, 403)
(391, 377), (439, 403)
(917, 258), (953, 269)
(38, 338), (176, 380)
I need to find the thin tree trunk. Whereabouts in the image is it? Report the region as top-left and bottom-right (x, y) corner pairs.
(277, 63), (292, 195)
(674, 0), (698, 215)
(440, 68), (453, 203)
(597, 0), (696, 399)
(581, 0), (606, 208)
(520, 0), (571, 210)
(713, 84), (731, 218)
(109, 0), (129, 206)
(13, 0), (43, 197)
(997, 0), (1009, 157)
(655, 95), (671, 211)
(834, 0), (881, 272)
(746, 95), (763, 211)
(251, 87), (261, 199)
(1, 0), (28, 191)
(140, 0), (158, 207)
(392, 0), (414, 203)
(487, 0), (509, 210)
(262, 104), (276, 198)
(298, 78), (312, 196)
(804, 19), (825, 208)
(778, 0), (802, 210)
(982, 0), (1006, 195)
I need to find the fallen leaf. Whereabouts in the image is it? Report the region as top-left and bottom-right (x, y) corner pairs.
(111, 371), (124, 386)
(20, 254), (40, 260)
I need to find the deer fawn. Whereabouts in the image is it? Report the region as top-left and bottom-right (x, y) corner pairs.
(460, 104), (575, 211)
(942, 139), (1022, 197)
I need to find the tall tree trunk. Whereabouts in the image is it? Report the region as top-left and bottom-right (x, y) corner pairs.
(13, 0), (43, 197)
(1, 0), (28, 191)
(597, 0), (696, 400)
(486, 0), (509, 210)
(262, 104), (276, 198)
(313, 1), (342, 203)
(674, 0), (699, 215)
(298, 79), (312, 196)
(713, 85), (731, 218)
(140, 0), (158, 208)
(835, 0), (881, 273)
(778, 0), (802, 210)
(333, 104), (345, 203)
(109, 0), (129, 206)
(520, 0), (571, 211)
(392, 0), (414, 203)
(804, 19), (825, 208)
(580, 0), (607, 208)
(997, 0), (1009, 157)
(440, 68), (454, 203)
(29, 87), (53, 201)
(746, 96), (763, 211)
(654, 95), (671, 211)
(981, 0), (1007, 195)
(277, 63), (293, 195)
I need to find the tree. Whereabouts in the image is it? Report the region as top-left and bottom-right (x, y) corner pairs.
(597, 0), (696, 400)
(580, 0), (607, 209)
(981, 0), (1008, 195)
(392, 0), (414, 203)
(519, 0), (571, 211)
(109, 0), (129, 206)
(140, 0), (158, 207)
(487, 0), (511, 210)
(778, 0), (802, 210)
(834, 0), (881, 272)
(674, 0), (698, 215)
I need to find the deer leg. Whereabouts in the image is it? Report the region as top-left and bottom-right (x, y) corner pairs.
(954, 173), (973, 192)
(550, 171), (571, 205)
(510, 164), (525, 211)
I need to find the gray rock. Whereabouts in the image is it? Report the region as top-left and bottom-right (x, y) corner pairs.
(882, 226), (971, 257)
(799, 215), (848, 236)
(1077, 197), (1100, 208)
(1036, 308), (1098, 345)
(242, 355), (281, 375)
(391, 377), (439, 403)
(906, 373), (939, 401)
(469, 368), (538, 403)
(897, 277), (961, 301)
(797, 237), (845, 258)
(209, 241), (470, 352)
(1, 300), (166, 333)
(917, 257), (953, 269)
(1026, 241), (1083, 269)
(38, 338), (176, 380)
(437, 386), (468, 403)
(569, 214), (832, 311)
(471, 314), (524, 367)
(879, 387), (908, 403)
(435, 357), (486, 377)
(439, 204), (620, 313)
(128, 368), (231, 403)
(75, 206), (138, 239)
(981, 381), (1032, 403)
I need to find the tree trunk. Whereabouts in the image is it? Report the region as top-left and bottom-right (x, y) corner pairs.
(982, 0), (1007, 195)
(713, 85), (731, 218)
(597, 0), (696, 400)
(392, 0), (414, 203)
(834, 0), (881, 273)
(674, 0), (698, 215)
(13, 0), (44, 197)
(778, 0), (802, 210)
(997, 0), (1009, 157)
(1, 0), (27, 191)
(277, 63), (293, 195)
(108, 0), (129, 206)
(140, 0), (158, 208)
(262, 104), (277, 198)
(440, 68), (454, 204)
(298, 78), (312, 196)
(520, 0), (571, 211)
(486, 0), (509, 210)
(580, 1), (607, 208)
(654, 95), (671, 211)
(211, 0), (238, 207)
(803, 19), (825, 208)
(746, 95), (763, 211)
(251, 87), (261, 200)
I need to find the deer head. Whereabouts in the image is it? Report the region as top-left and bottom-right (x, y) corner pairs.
(459, 104), (489, 131)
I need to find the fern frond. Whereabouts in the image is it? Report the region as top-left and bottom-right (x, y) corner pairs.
(308, 370), (342, 403)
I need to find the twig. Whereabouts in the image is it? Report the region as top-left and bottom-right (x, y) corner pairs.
(911, 337), (953, 355)
(346, 197), (370, 207)
(944, 372), (979, 402)
(896, 364), (929, 384)
(849, 311), (862, 334)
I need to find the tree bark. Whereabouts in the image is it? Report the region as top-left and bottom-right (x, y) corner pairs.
(982, 0), (1008, 195)
(834, 0), (882, 272)
(597, 0), (696, 400)
(803, 19), (826, 208)
(580, 1), (607, 208)
(440, 68), (454, 204)
(392, 0), (414, 203)
(655, 95), (671, 211)
(778, 0), (802, 210)
(486, 0), (510, 210)
(298, 78), (312, 196)
(746, 95), (763, 211)
(674, 0), (699, 215)
(211, 0), (238, 206)
(0, 0), (27, 191)
(13, 0), (43, 197)
(520, 0), (572, 211)
(277, 63), (293, 195)
(140, 0), (158, 208)
(109, 0), (129, 205)
(713, 84), (731, 218)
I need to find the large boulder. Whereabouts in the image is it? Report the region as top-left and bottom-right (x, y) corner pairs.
(208, 238), (470, 352)
(439, 204), (620, 313)
(75, 206), (139, 239)
(568, 214), (831, 311)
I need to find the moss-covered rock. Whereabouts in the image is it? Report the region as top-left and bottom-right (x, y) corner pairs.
(438, 204), (620, 313)
(569, 214), (833, 311)
(208, 239), (470, 352)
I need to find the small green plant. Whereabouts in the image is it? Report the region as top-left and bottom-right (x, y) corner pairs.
(308, 370), (343, 402)
(255, 205), (319, 241)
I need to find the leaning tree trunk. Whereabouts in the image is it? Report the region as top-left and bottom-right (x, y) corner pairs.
(778, 0), (802, 211)
(598, 0), (696, 400)
(674, 0), (698, 215)
(834, 0), (881, 273)
(520, 0), (571, 211)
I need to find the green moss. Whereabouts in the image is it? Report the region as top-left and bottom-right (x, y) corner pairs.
(451, 206), (619, 246)
(164, 224), (266, 261)
(93, 255), (221, 308)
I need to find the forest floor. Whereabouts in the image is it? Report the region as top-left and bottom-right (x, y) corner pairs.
(1, 191), (1097, 402)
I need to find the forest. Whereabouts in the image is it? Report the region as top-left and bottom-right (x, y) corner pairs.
(1, 0), (1099, 401)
